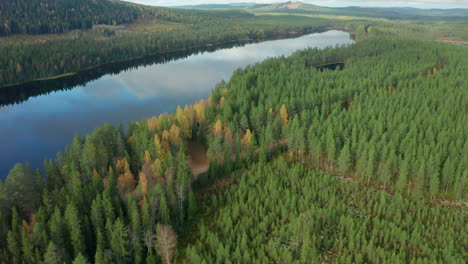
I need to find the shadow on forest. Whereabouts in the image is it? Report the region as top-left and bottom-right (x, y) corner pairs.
(315, 62), (345, 71)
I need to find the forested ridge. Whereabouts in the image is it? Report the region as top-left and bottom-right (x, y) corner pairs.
(0, 11), (330, 87)
(0, 0), (142, 36)
(0, 25), (467, 263)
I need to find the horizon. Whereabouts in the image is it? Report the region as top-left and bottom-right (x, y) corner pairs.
(124, 0), (468, 9)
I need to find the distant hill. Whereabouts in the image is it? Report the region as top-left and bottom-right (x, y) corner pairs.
(0, 0), (259, 37)
(173, 1), (468, 20)
(173, 3), (257, 9)
(246, 1), (468, 20)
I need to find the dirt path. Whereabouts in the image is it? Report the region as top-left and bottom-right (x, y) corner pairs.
(437, 39), (468, 45)
(187, 141), (209, 178)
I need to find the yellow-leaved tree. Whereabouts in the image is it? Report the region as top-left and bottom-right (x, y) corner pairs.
(175, 106), (191, 139)
(193, 100), (206, 125)
(241, 129), (253, 149)
(213, 119), (223, 138)
(139, 171), (148, 196)
(169, 124), (181, 146)
(280, 104), (288, 125)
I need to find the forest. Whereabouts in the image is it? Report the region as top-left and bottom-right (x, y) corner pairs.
(0, 21), (466, 263)
(2, 0), (467, 88)
(0, 0), (142, 36)
(0, 8), (330, 87)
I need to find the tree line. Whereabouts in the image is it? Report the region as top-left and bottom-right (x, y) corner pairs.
(0, 12), (330, 87)
(0, 0), (142, 36)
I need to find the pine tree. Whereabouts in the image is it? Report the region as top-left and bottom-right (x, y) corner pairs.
(301, 234), (319, 264)
(44, 241), (64, 264)
(94, 247), (108, 264)
(72, 253), (90, 264)
(366, 148), (376, 184)
(81, 135), (98, 177)
(175, 144), (191, 223)
(5, 163), (41, 215)
(240, 114), (249, 130)
(338, 142), (351, 175)
(129, 199), (143, 264)
(396, 159), (410, 194)
(31, 207), (48, 253)
(110, 218), (130, 264)
(70, 134), (83, 171)
(441, 158), (454, 193)
(326, 127), (336, 171)
(7, 230), (20, 263)
(413, 162), (426, 199)
(188, 190), (197, 221)
(141, 198), (152, 230)
(453, 169), (465, 201)
(64, 203), (85, 258)
(21, 227), (34, 263)
(102, 191), (116, 223)
(379, 160), (392, 189)
(91, 195), (105, 232)
(429, 172), (440, 200)
(159, 194), (171, 225)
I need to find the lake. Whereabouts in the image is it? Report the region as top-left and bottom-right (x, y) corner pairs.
(0, 30), (353, 178)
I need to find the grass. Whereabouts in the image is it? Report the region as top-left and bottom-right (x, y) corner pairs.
(256, 12), (389, 22)
(127, 19), (186, 33)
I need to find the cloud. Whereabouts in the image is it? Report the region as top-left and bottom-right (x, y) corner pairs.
(125, 0), (468, 9)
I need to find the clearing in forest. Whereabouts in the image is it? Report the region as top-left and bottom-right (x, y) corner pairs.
(187, 141), (209, 178)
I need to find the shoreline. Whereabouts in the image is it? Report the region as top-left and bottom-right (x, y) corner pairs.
(1, 27), (336, 89)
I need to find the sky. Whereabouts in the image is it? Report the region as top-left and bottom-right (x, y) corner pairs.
(126, 0), (468, 9)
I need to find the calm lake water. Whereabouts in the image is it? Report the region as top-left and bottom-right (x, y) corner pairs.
(0, 30), (353, 178)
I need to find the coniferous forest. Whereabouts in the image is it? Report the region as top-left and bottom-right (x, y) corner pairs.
(0, 0), (142, 36)
(0, 1), (467, 264)
(0, 1), (331, 87)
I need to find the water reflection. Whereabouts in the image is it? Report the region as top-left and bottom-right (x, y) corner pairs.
(0, 30), (353, 177)
(0, 41), (249, 106)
